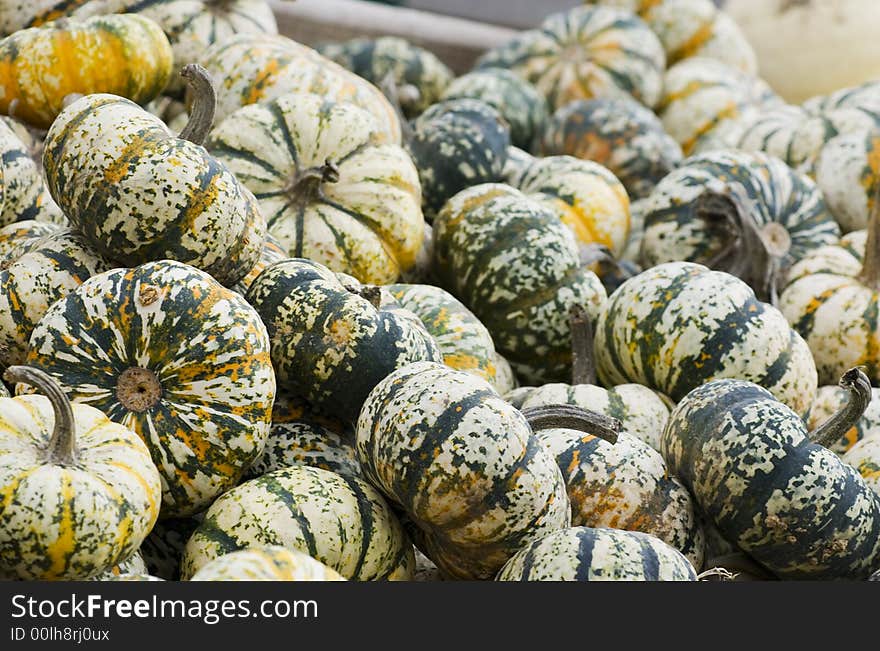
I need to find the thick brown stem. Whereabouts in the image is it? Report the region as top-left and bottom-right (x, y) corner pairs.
(809, 367), (872, 448)
(287, 159), (340, 205)
(521, 404), (620, 444)
(178, 64), (216, 145)
(3, 366), (77, 465)
(697, 189), (791, 305)
(858, 183), (880, 291)
(569, 304), (596, 385)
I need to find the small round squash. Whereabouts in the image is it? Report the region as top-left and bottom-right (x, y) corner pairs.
(814, 129), (880, 233)
(0, 118), (59, 225)
(190, 545), (346, 582)
(807, 385), (880, 455)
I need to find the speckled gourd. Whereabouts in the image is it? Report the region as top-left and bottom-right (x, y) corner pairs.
(189, 545), (346, 582)
(0, 119), (61, 225)
(0, 220), (61, 262)
(207, 91), (425, 285)
(814, 129), (880, 233)
(0, 366), (162, 580)
(662, 368), (880, 579)
(22, 259), (276, 517)
(180, 464), (415, 581)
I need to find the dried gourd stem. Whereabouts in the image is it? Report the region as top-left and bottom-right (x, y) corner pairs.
(287, 159), (340, 205)
(3, 366), (77, 465)
(379, 71), (415, 144)
(701, 553), (776, 581)
(809, 367), (872, 448)
(857, 183), (880, 291)
(521, 404), (620, 444)
(358, 285), (383, 309)
(569, 304), (596, 385)
(178, 64), (216, 145)
(698, 189), (791, 305)
(578, 242), (637, 287)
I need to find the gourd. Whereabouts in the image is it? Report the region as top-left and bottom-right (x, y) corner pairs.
(180, 464), (415, 581)
(189, 546), (346, 582)
(43, 65), (266, 287)
(245, 257), (441, 425)
(662, 367), (880, 579)
(0, 228), (112, 367)
(541, 96), (682, 200)
(495, 526), (697, 581)
(814, 129), (880, 233)
(197, 33), (400, 142)
(0, 0), (92, 35)
(440, 68), (548, 152)
(0, 14), (173, 129)
(246, 392), (361, 479)
(0, 366), (162, 580)
(475, 5), (665, 112)
(23, 259), (275, 517)
(595, 261), (818, 418)
(319, 36), (454, 119)
(0, 220), (60, 261)
(386, 283), (508, 393)
(432, 183), (607, 384)
(0, 119), (59, 225)
(639, 150), (840, 303)
(842, 437), (880, 498)
(355, 361), (584, 580)
(658, 57), (780, 156)
(779, 201), (880, 386)
(807, 385), (880, 455)
(207, 91), (425, 285)
(407, 99), (510, 221)
(803, 81), (880, 131)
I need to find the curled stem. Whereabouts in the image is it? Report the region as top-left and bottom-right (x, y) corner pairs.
(521, 404), (620, 444)
(178, 64), (216, 145)
(809, 367), (872, 448)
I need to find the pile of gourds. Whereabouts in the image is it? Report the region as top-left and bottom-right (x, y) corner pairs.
(1, 0), (880, 583)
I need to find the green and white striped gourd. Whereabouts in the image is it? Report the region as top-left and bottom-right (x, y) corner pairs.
(0, 228), (113, 367)
(814, 129), (880, 233)
(319, 36), (454, 119)
(779, 218), (880, 386)
(662, 369), (880, 579)
(536, 427), (704, 567)
(207, 91), (424, 285)
(245, 257), (441, 424)
(658, 57), (780, 156)
(0, 366), (162, 580)
(440, 68), (548, 152)
(433, 183), (607, 384)
(541, 96), (683, 200)
(803, 80), (880, 130)
(140, 516), (203, 581)
(585, 0), (756, 73)
(842, 437), (880, 499)
(407, 98), (510, 221)
(595, 261), (818, 418)
(246, 392), (361, 479)
(386, 283), (508, 393)
(807, 385), (880, 455)
(355, 362), (571, 580)
(23, 259), (275, 517)
(476, 5), (665, 112)
(190, 545), (346, 582)
(495, 526), (697, 581)
(0, 220), (60, 261)
(0, 0), (91, 34)
(181, 464), (414, 581)
(43, 69), (267, 287)
(639, 150), (840, 302)
(507, 155), (631, 258)
(0, 118), (59, 225)
(197, 33), (400, 142)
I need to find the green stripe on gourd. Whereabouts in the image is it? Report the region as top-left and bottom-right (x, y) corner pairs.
(495, 526), (697, 581)
(319, 36), (453, 119)
(180, 464), (414, 581)
(639, 149), (840, 302)
(432, 183), (607, 384)
(814, 129), (880, 233)
(190, 545), (345, 581)
(440, 68), (548, 151)
(779, 201), (880, 385)
(0, 228), (113, 367)
(658, 57), (781, 156)
(0, 220), (61, 261)
(42, 67), (267, 287)
(0, 366), (162, 580)
(803, 80), (880, 129)
(662, 368), (880, 579)
(0, 118), (59, 225)
(807, 385), (880, 455)
(407, 98), (510, 221)
(386, 282), (506, 392)
(595, 261), (818, 418)
(245, 257), (441, 425)
(541, 96), (682, 200)
(476, 5), (665, 112)
(23, 259), (275, 517)
(355, 361), (574, 580)
(207, 91), (425, 285)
